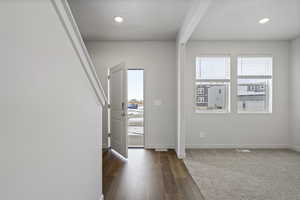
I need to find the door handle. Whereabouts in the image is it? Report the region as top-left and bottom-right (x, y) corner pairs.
(121, 102), (126, 117)
(122, 102), (125, 111)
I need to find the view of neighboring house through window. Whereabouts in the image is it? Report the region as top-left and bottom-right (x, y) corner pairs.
(237, 56), (273, 113)
(195, 56), (231, 113)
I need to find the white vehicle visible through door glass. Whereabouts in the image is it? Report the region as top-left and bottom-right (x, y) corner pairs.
(127, 69), (144, 148)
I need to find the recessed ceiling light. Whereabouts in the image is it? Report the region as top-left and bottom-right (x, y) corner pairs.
(114, 16), (124, 23)
(259, 18), (270, 24)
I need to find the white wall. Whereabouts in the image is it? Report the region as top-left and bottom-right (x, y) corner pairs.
(86, 41), (177, 148)
(290, 37), (300, 150)
(184, 41), (290, 148)
(0, 1), (102, 199)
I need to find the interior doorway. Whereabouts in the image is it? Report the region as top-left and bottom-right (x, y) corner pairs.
(127, 69), (144, 148)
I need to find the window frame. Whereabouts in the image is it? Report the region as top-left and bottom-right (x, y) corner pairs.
(194, 55), (231, 114)
(236, 55), (274, 114)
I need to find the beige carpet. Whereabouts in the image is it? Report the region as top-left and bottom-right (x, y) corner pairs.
(184, 149), (300, 200)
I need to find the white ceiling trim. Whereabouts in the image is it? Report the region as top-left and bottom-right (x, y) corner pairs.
(177, 0), (212, 44)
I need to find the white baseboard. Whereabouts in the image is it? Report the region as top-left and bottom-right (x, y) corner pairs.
(176, 152), (186, 159)
(100, 194), (104, 200)
(145, 144), (175, 149)
(186, 144), (290, 149)
(290, 145), (300, 152)
(102, 143), (108, 149)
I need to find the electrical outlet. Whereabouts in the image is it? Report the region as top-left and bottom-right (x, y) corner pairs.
(154, 99), (162, 106)
(199, 132), (206, 138)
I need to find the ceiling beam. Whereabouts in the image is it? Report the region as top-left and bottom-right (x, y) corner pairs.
(175, 0), (211, 159)
(177, 0), (212, 44)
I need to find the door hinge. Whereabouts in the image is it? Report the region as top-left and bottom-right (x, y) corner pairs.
(107, 104), (111, 109)
(108, 75), (111, 80)
(108, 133), (111, 137)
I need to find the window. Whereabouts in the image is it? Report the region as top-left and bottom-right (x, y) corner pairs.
(237, 56), (272, 113)
(195, 56), (230, 113)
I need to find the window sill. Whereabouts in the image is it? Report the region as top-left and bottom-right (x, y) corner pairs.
(237, 111), (272, 114)
(195, 110), (230, 114)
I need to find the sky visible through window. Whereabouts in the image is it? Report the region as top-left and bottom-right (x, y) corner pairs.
(128, 70), (144, 101)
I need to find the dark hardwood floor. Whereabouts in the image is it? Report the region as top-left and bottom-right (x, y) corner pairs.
(103, 149), (204, 200)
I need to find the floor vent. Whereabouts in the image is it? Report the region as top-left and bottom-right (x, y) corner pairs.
(236, 149), (251, 153)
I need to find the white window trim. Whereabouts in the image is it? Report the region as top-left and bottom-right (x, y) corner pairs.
(196, 79), (231, 82)
(194, 55), (232, 114)
(236, 55), (274, 114)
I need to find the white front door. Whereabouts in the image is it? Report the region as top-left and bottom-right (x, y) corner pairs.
(109, 63), (128, 158)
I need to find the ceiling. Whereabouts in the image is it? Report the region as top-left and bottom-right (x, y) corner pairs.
(191, 0), (300, 40)
(69, 0), (300, 41)
(68, 0), (191, 41)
